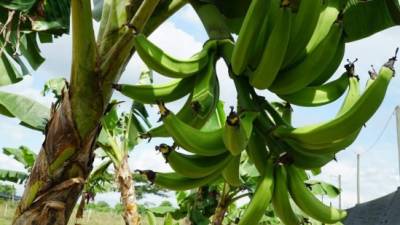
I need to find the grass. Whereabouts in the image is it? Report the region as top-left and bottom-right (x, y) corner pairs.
(0, 200), (172, 225)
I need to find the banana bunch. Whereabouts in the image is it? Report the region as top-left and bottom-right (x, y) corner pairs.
(113, 1), (398, 223)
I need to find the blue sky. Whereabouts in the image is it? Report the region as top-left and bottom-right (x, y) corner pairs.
(0, 5), (400, 208)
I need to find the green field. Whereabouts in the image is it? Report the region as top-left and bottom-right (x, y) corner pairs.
(0, 200), (125, 225)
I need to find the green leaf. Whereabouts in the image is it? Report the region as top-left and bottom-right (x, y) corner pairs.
(189, 209), (210, 225)
(146, 211), (157, 225)
(0, 91), (50, 131)
(30, 0), (71, 33)
(0, 53), (23, 86)
(0, 169), (28, 184)
(19, 33), (45, 70)
(42, 77), (67, 99)
(3, 146), (37, 169)
(0, 0), (36, 11)
(306, 180), (341, 198)
(163, 213), (174, 225)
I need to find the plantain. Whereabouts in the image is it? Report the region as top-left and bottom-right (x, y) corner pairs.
(145, 58), (220, 138)
(246, 128), (269, 175)
(114, 76), (195, 104)
(310, 38), (346, 86)
(133, 34), (217, 78)
(238, 159), (274, 225)
(290, 0), (341, 64)
(158, 143), (232, 179)
(269, 22), (343, 95)
(282, 0), (323, 69)
(272, 165), (301, 225)
(231, 0), (271, 75)
(287, 165), (347, 223)
(223, 109), (258, 156)
(158, 104), (226, 156)
(273, 57), (395, 145)
(249, 6), (292, 89)
(278, 72), (350, 107)
(138, 170), (221, 191)
(222, 154), (242, 187)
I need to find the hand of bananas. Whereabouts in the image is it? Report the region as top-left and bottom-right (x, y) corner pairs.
(116, 0), (399, 224)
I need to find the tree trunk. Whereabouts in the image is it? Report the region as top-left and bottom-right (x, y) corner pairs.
(11, 0), (184, 224)
(12, 92), (99, 225)
(212, 198), (228, 225)
(115, 155), (140, 225)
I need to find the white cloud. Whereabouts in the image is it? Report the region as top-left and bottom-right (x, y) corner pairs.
(178, 5), (203, 26)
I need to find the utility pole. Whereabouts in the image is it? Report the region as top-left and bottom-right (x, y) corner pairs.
(396, 106), (400, 181)
(357, 154), (361, 204)
(338, 175), (342, 209)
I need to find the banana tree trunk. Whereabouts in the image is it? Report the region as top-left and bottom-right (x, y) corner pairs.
(10, 0), (185, 223)
(115, 155), (140, 225)
(12, 92), (100, 225)
(211, 197), (229, 225)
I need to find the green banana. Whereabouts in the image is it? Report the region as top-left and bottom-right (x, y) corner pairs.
(222, 154), (242, 187)
(138, 170), (221, 191)
(283, 74), (361, 153)
(272, 165), (301, 225)
(157, 143), (232, 179)
(223, 109), (258, 155)
(249, 6), (292, 89)
(238, 160), (274, 225)
(270, 22), (343, 95)
(246, 128), (268, 175)
(248, 0), (274, 70)
(286, 144), (337, 169)
(145, 60), (220, 138)
(282, 0), (323, 69)
(278, 72), (350, 107)
(290, 0), (341, 65)
(231, 0), (271, 75)
(133, 34), (217, 78)
(267, 135), (335, 169)
(310, 37), (346, 86)
(337, 74), (361, 116)
(343, 0), (400, 43)
(287, 165), (347, 223)
(191, 54), (219, 118)
(158, 104), (226, 156)
(114, 76), (195, 104)
(273, 59), (395, 145)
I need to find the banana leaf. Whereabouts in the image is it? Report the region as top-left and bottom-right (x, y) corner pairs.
(0, 168), (28, 184)
(305, 180), (341, 198)
(0, 53), (23, 86)
(0, 0), (36, 11)
(2, 146), (37, 169)
(343, 0), (400, 42)
(19, 33), (45, 70)
(42, 77), (67, 99)
(0, 91), (50, 131)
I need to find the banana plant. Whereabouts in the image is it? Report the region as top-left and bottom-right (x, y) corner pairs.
(96, 100), (151, 225)
(0, 146), (36, 184)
